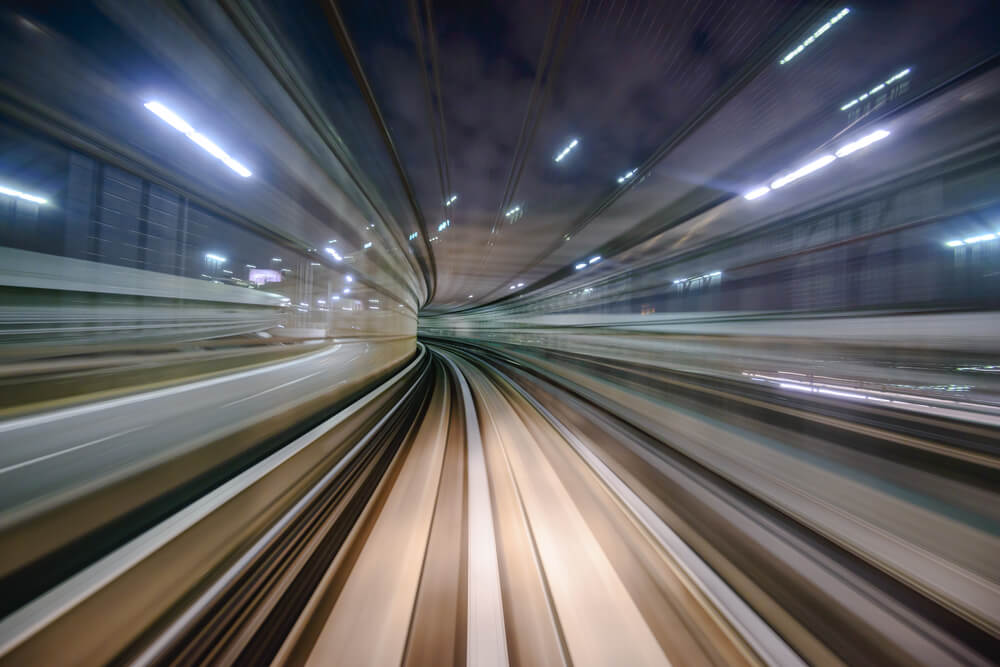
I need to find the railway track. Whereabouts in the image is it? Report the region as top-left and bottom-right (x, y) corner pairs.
(1, 342), (998, 665)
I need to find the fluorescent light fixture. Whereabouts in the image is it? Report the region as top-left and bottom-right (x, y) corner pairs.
(446, 194), (458, 206)
(779, 7), (850, 65)
(588, 255), (601, 264)
(345, 275), (353, 282)
(841, 68), (910, 111)
(0, 184), (47, 204)
(770, 154), (836, 189)
(310, 262), (320, 266)
(744, 186), (770, 200)
(575, 263), (587, 270)
(945, 240), (965, 247)
(343, 287), (351, 294)
(328, 239), (337, 243)
(144, 101), (193, 134)
(363, 241), (373, 249)
(222, 269), (233, 274)
(509, 284), (516, 290)
(204, 253), (226, 262)
(438, 219), (450, 231)
(505, 205), (521, 217)
(517, 282), (525, 288)
(554, 138), (580, 162)
(272, 257), (281, 262)
(964, 233), (996, 244)
(408, 232), (418, 240)
(145, 101), (252, 177)
(245, 264), (256, 268)
(617, 168), (637, 184)
(834, 129), (890, 158)
(324, 247), (342, 261)
(707, 271), (722, 277)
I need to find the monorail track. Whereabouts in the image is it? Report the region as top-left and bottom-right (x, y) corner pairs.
(1, 342), (998, 665)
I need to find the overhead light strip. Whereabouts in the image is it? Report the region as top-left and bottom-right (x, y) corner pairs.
(779, 7), (850, 65)
(0, 184), (47, 204)
(840, 68), (910, 111)
(144, 101), (252, 178)
(744, 128), (890, 200)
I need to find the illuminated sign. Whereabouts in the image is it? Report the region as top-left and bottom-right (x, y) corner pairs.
(248, 268), (282, 286)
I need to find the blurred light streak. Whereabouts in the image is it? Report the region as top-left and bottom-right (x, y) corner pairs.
(144, 101), (252, 177)
(617, 168), (637, 183)
(834, 129), (890, 157)
(841, 68), (911, 110)
(324, 247), (343, 261)
(575, 263), (587, 270)
(204, 253), (226, 262)
(446, 194), (458, 206)
(770, 154), (836, 189)
(554, 138), (579, 162)
(0, 184), (47, 204)
(744, 186), (770, 200)
(505, 205), (521, 217)
(438, 219), (450, 231)
(779, 7), (850, 65)
(589, 255), (601, 264)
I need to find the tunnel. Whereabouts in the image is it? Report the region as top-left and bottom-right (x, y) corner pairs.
(0, 1), (999, 664)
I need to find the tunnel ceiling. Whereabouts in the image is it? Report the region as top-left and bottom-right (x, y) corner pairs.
(190, 0), (1000, 312)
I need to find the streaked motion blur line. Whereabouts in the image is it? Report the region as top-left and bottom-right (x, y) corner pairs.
(0, 184), (46, 204)
(779, 7), (850, 65)
(143, 101), (252, 177)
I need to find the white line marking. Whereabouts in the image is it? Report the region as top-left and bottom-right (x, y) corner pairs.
(221, 369), (327, 408)
(0, 344), (344, 433)
(0, 426), (146, 475)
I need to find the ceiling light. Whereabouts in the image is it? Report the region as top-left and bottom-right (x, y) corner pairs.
(438, 219), (450, 231)
(779, 7), (850, 65)
(408, 232), (418, 240)
(363, 241), (372, 249)
(834, 129), (890, 157)
(575, 263), (587, 270)
(324, 247), (342, 261)
(0, 184), (47, 204)
(945, 240), (965, 247)
(617, 168), (637, 184)
(589, 255), (601, 264)
(446, 194), (458, 206)
(505, 205), (521, 217)
(144, 101), (252, 177)
(517, 282), (524, 288)
(345, 275), (353, 282)
(744, 186), (770, 200)
(554, 138), (580, 163)
(841, 68), (910, 111)
(770, 154), (836, 189)
(204, 253), (226, 262)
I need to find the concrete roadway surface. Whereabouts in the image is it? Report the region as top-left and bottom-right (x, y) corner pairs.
(0, 338), (413, 581)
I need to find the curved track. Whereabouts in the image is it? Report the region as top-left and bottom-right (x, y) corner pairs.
(1, 341), (998, 665)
